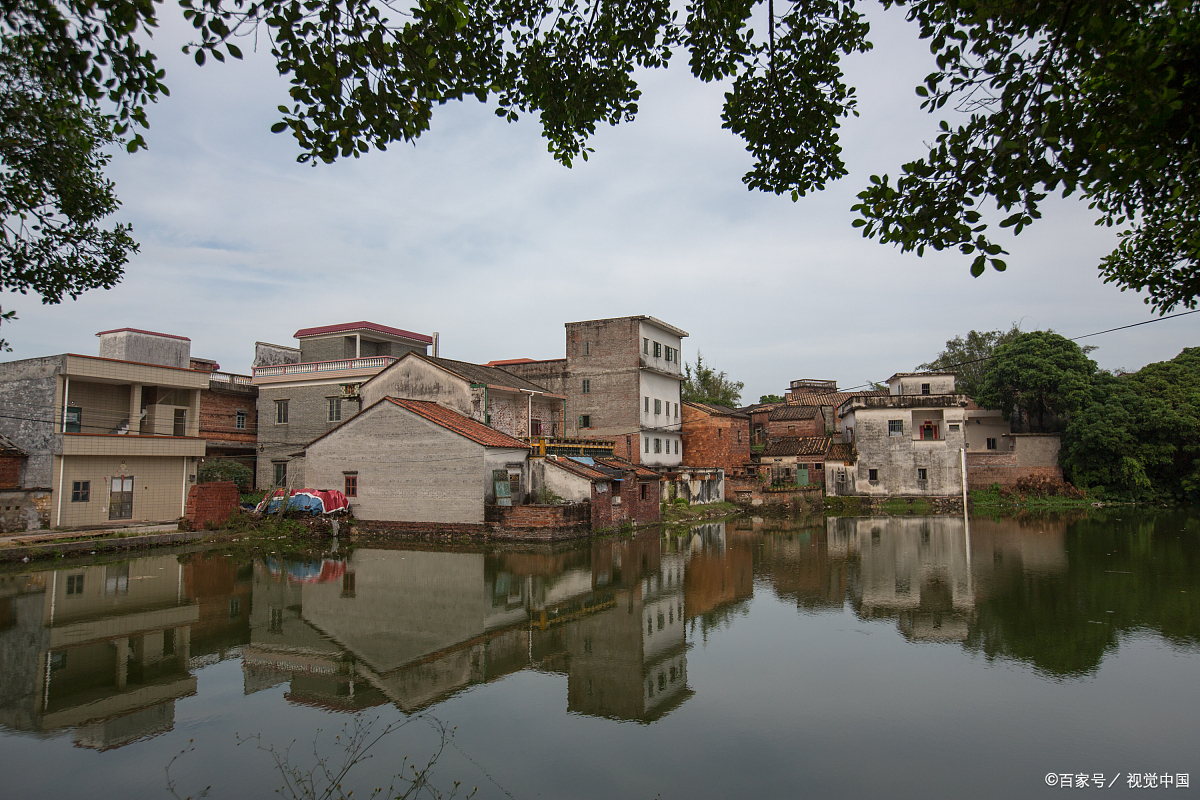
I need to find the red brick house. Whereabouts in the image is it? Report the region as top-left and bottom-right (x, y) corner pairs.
(681, 402), (751, 476)
(759, 436), (837, 487)
(767, 405), (825, 439)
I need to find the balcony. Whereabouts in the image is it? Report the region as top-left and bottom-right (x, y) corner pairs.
(251, 356), (397, 383)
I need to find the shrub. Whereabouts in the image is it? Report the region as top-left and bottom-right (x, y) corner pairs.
(198, 460), (254, 492)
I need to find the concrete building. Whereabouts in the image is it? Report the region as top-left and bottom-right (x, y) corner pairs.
(357, 353), (566, 440)
(251, 321), (433, 489)
(493, 316), (688, 468)
(0, 329), (209, 530)
(304, 398), (529, 526)
(831, 372), (968, 497)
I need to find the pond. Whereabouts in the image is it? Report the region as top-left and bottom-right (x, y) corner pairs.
(1, 508), (1198, 799)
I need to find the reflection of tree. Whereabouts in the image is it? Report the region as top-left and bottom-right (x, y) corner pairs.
(965, 511), (1200, 677)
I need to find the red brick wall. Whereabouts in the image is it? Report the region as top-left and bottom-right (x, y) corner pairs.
(965, 452), (1062, 488)
(486, 502), (591, 529)
(681, 407), (750, 474)
(200, 388), (257, 447)
(767, 415), (824, 439)
(185, 481), (240, 529)
(0, 456), (23, 490)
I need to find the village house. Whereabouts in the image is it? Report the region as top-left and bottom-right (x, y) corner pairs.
(0, 328), (209, 530)
(190, 357), (259, 484)
(680, 402), (751, 476)
(830, 372), (968, 497)
(766, 404), (825, 440)
(356, 352), (566, 441)
(528, 454), (663, 532)
(251, 321), (433, 489)
(304, 397), (529, 529)
(492, 315), (688, 468)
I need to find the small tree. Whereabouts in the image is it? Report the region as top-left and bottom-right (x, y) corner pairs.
(682, 352), (744, 408)
(976, 332), (1096, 432)
(759, 394), (784, 404)
(198, 459), (254, 492)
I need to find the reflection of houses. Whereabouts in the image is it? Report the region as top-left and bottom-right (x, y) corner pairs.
(0, 328), (210, 529)
(832, 372), (968, 497)
(182, 552), (253, 663)
(732, 517), (846, 612)
(682, 523), (754, 619)
(828, 516), (974, 641)
(0, 555), (198, 748)
(244, 537), (692, 721)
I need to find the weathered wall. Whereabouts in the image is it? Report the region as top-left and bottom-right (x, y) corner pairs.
(199, 383), (258, 448)
(965, 434), (1063, 489)
(965, 411), (1010, 451)
(890, 374), (956, 396)
(680, 406), (750, 474)
(255, 383), (363, 489)
(360, 357), (473, 416)
(529, 458), (595, 502)
(0, 356), (62, 488)
(1016, 433), (1061, 467)
(0, 489), (51, 531)
(767, 413), (824, 440)
(841, 407), (967, 497)
(97, 330), (190, 369)
(498, 359), (569, 395)
(253, 342), (301, 368)
(666, 468), (725, 504)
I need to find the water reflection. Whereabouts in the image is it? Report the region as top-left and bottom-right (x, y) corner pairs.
(1, 509), (1197, 749)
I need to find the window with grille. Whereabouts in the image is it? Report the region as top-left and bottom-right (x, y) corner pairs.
(654, 438), (662, 453)
(868, 469), (879, 482)
(173, 408), (186, 436)
(344, 473), (357, 497)
(275, 400), (289, 424)
(654, 399), (661, 414)
(653, 342), (662, 358)
(328, 397), (342, 422)
(236, 410), (247, 429)
(273, 462), (287, 487)
(888, 419), (903, 436)
(579, 415), (591, 428)
(582, 379), (591, 394)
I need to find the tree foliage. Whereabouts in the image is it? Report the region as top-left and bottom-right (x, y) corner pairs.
(198, 458), (254, 491)
(759, 393), (785, 404)
(5, 0), (1198, 309)
(683, 351), (743, 408)
(918, 323), (1022, 399)
(0, 32), (136, 304)
(1062, 347), (1200, 502)
(975, 331), (1095, 432)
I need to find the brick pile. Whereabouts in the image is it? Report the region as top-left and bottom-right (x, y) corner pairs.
(184, 480), (240, 529)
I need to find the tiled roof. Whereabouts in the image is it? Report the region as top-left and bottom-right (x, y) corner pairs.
(769, 405), (821, 421)
(424, 356), (558, 394)
(486, 358), (539, 366)
(685, 401), (749, 418)
(763, 436), (833, 457)
(547, 456), (610, 482)
(593, 456), (660, 479)
(0, 432), (26, 455)
(787, 390), (888, 408)
(293, 321), (434, 344)
(386, 399), (530, 449)
(827, 442), (856, 462)
(95, 327), (190, 341)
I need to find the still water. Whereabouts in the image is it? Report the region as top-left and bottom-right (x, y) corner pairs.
(1, 509), (1198, 799)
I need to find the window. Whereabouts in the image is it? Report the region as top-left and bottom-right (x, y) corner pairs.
(173, 408), (186, 437)
(273, 461), (287, 487)
(235, 410), (247, 430)
(674, 440), (679, 454)
(531, 418), (542, 436)
(868, 468), (879, 482)
(645, 397), (650, 413)
(344, 473), (358, 497)
(579, 415), (592, 429)
(654, 438), (662, 453)
(582, 379), (591, 394)
(643, 338), (649, 354)
(718, 428), (722, 439)
(921, 383), (931, 395)
(917, 468), (928, 480)
(986, 437), (998, 450)
(653, 342), (662, 358)
(229, 598), (241, 618)
(948, 423), (960, 431)
(788, 425), (796, 435)
(645, 437), (650, 453)
(66, 574), (84, 595)
(65, 406), (82, 433)
(654, 399), (662, 415)
(275, 399), (289, 424)
(888, 419), (904, 436)
(665, 346), (674, 363)
(583, 341), (591, 356)
(71, 480), (90, 502)
(737, 429), (741, 442)
(674, 403), (679, 418)
(328, 397), (342, 422)
(641, 483), (649, 501)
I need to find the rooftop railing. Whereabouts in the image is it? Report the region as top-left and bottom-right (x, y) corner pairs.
(252, 356), (397, 379)
(209, 371), (253, 385)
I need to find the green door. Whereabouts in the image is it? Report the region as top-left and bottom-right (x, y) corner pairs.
(796, 468), (809, 486)
(493, 469), (512, 506)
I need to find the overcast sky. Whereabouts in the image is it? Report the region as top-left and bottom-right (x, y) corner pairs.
(4, 4), (1197, 403)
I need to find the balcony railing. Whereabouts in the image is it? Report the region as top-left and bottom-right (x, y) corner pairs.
(209, 371), (253, 385)
(252, 356), (397, 379)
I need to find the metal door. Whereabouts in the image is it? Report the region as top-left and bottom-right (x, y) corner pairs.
(493, 469), (512, 507)
(109, 475), (134, 520)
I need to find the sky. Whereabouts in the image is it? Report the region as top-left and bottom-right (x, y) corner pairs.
(4, 4), (1197, 404)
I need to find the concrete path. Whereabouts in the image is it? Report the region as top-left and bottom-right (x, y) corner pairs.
(0, 523), (210, 563)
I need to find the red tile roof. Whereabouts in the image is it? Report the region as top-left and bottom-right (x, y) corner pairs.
(385, 398), (529, 448)
(827, 442), (857, 462)
(293, 321), (434, 344)
(94, 327), (190, 341)
(486, 358), (539, 366)
(769, 405), (821, 421)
